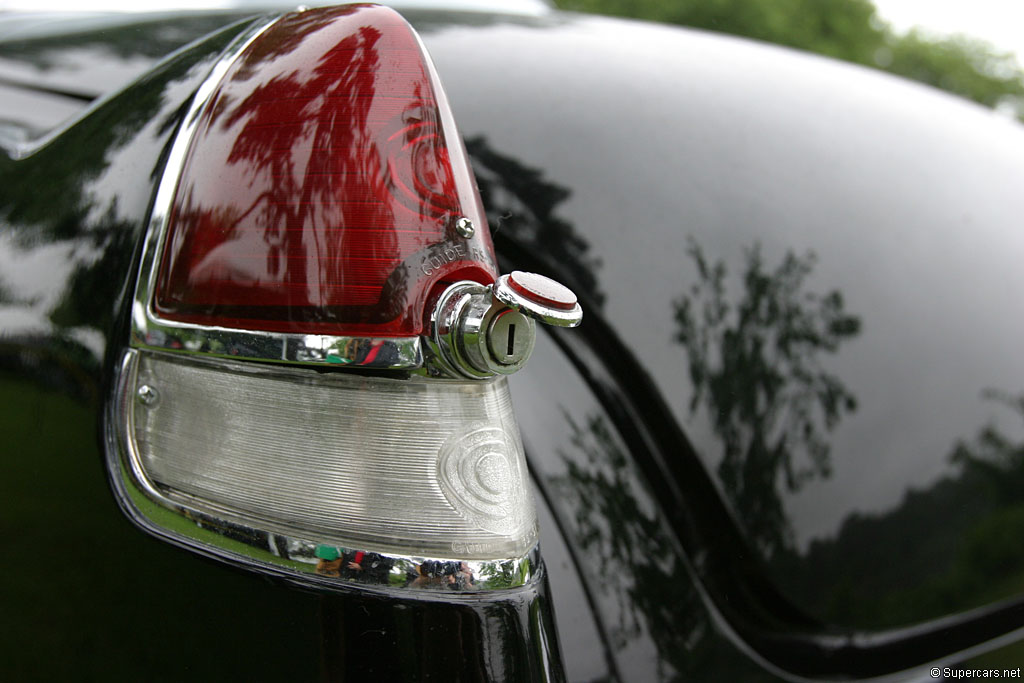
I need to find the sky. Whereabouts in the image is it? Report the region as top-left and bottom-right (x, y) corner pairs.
(0, 1), (549, 14)
(873, 0), (1024, 65)
(1, 0), (1022, 65)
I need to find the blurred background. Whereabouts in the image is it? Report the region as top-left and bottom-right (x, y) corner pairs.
(553, 0), (1024, 122)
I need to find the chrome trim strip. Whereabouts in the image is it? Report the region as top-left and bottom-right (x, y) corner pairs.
(130, 12), (423, 371)
(132, 312), (423, 369)
(108, 349), (538, 593)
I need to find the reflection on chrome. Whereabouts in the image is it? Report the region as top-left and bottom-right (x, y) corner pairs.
(145, 499), (537, 593)
(181, 511), (535, 592)
(131, 307), (423, 370)
(158, 496), (536, 592)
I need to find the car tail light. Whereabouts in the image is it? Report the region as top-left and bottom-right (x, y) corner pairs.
(151, 3), (496, 339)
(108, 4), (580, 591)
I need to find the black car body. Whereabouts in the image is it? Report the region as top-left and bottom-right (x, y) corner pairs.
(3, 2), (1024, 680)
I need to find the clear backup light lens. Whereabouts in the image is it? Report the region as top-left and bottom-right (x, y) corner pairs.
(126, 351), (536, 560)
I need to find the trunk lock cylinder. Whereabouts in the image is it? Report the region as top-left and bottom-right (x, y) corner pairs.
(430, 271), (582, 379)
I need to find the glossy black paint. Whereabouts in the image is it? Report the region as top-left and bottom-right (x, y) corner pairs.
(417, 5), (1024, 676)
(318, 581), (562, 680)
(3, 4), (1024, 681)
(513, 331), (781, 681)
(0, 11), (266, 137)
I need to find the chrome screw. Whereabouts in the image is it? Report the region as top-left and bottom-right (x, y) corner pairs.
(137, 384), (159, 406)
(454, 217), (475, 238)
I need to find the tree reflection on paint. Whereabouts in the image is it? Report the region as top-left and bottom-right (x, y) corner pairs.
(775, 389), (1024, 629)
(673, 239), (861, 555)
(552, 405), (783, 680)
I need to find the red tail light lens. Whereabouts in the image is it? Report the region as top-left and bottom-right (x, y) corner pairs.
(154, 4), (496, 337)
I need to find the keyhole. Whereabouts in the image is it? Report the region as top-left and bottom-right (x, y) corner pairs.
(486, 309), (531, 368)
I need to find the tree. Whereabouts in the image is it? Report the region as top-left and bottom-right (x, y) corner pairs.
(884, 30), (1024, 116)
(554, 0), (1024, 120)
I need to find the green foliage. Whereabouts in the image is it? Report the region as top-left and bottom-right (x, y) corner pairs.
(558, 0), (884, 64)
(885, 30), (1024, 112)
(554, 0), (1024, 119)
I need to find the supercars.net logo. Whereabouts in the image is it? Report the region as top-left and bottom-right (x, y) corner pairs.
(931, 668), (1023, 679)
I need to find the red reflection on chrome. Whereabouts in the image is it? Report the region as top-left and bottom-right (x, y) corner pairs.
(154, 4), (497, 336)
